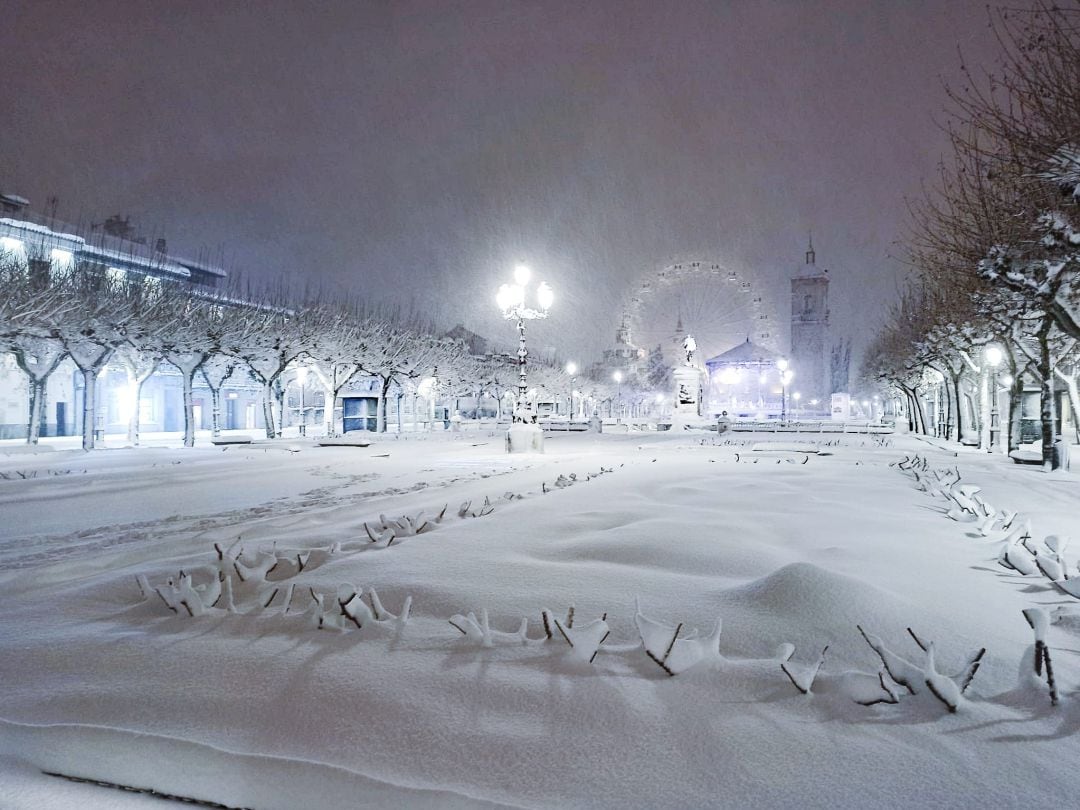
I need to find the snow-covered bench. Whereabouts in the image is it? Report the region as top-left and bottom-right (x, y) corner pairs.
(210, 436), (253, 445)
(317, 436), (372, 447)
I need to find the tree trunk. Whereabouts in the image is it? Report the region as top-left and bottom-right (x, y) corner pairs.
(1036, 325), (1058, 471)
(126, 371), (145, 446)
(12, 347), (66, 444)
(26, 379), (46, 444)
(915, 389), (928, 434)
(902, 388), (914, 432)
(273, 382), (285, 437)
(952, 374), (963, 442)
(376, 377), (392, 433)
(324, 384), (337, 437)
(182, 368), (197, 448)
(1067, 377), (1080, 443)
(166, 354), (208, 448)
(210, 387), (222, 437)
(1053, 369), (1080, 443)
(978, 364), (991, 452)
(262, 380), (277, 439)
(81, 368), (98, 451)
(1008, 375), (1024, 455)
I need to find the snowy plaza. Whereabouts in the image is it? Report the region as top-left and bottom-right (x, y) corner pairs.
(1, 428), (1079, 807)
(5, 0), (1080, 807)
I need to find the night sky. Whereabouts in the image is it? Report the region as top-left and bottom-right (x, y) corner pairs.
(0, 1), (1000, 364)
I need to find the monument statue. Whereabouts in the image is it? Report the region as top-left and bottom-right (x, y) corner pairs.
(683, 334), (697, 365)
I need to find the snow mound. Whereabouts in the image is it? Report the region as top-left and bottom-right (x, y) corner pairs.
(723, 562), (916, 636)
(532, 520), (782, 579)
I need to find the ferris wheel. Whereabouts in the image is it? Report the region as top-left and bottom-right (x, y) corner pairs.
(622, 260), (775, 366)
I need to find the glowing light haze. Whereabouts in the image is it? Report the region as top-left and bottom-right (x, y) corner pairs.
(0, 0), (999, 362)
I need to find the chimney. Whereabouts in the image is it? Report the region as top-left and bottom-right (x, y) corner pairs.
(155, 237), (167, 254)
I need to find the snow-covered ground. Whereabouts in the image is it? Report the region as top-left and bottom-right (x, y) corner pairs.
(1, 428), (1079, 808)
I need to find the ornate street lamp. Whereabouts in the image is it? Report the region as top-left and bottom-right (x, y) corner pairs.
(613, 370), (624, 421)
(496, 264), (553, 423)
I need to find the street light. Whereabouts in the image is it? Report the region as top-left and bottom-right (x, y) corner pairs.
(565, 361), (578, 419)
(776, 358), (793, 422)
(613, 370), (623, 420)
(295, 366), (308, 437)
(496, 264), (552, 423)
(793, 391), (801, 420)
(986, 344), (1003, 452)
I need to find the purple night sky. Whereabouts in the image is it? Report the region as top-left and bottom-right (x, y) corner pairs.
(0, 0), (1000, 362)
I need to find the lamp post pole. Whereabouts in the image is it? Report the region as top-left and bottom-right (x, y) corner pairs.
(296, 367), (307, 437)
(986, 345), (1003, 452)
(776, 358), (791, 423)
(565, 361), (578, 420)
(613, 370), (623, 422)
(497, 265), (553, 423)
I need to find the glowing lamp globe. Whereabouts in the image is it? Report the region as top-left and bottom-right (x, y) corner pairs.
(496, 284), (514, 311)
(514, 264), (531, 286)
(537, 282), (554, 311)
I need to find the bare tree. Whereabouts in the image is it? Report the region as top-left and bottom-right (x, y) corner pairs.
(200, 354), (239, 437)
(160, 294), (233, 447)
(0, 255), (73, 443)
(227, 299), (332, 439)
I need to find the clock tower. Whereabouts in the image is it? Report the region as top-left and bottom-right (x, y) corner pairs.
(790, 238), (830, 412)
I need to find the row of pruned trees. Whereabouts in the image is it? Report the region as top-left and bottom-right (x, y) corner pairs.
(0, 255), (639, 449)
(860, 2), (1080, 469)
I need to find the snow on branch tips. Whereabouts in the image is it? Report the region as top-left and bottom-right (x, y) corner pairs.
(137, 541), (411, 636)
(855, 625), (985, 713)
(635, 600), (722, 676)
(1021, 608), (1058, 706)
(780, 645), (829, 695)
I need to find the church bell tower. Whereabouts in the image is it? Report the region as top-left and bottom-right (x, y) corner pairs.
(789, 237), (830, 411)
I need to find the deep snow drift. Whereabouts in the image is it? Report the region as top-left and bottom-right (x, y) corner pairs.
(1, 429), (1078, 808)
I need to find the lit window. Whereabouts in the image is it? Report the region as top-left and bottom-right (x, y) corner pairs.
(106, 266), (126, 284)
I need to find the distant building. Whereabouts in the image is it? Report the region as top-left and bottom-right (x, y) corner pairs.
(0, 195), (262, 439)
(703, 338), (787, 417)
(442, 324), (491, 357)
(789, 239), (830, 412)
(590, 313), (646, 381)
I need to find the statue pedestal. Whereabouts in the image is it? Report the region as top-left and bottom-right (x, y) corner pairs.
(506, 423), (544, 453)
(671, 364), (705, 425)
